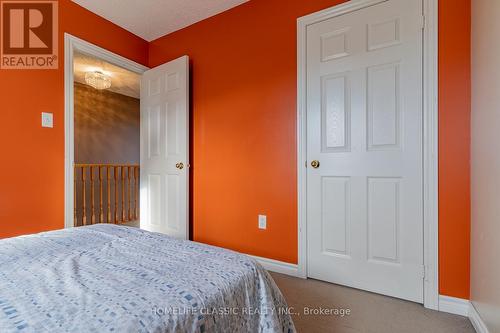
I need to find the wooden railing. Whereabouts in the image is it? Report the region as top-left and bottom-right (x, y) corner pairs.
(74, 164), (139, 226)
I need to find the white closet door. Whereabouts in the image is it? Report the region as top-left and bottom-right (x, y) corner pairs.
(306, 0), (424, 302)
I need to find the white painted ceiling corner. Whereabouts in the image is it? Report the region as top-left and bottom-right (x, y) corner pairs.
(71, 0), (249, 41)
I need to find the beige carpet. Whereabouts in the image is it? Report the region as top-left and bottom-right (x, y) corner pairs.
(270, 272), (475, 333)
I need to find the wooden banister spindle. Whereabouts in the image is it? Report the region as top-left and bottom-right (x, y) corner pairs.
(134, 166), (139, 220)
(128, 166), (133, 221)
(121, 166), (126, 222)
(90, 166), (95, 225)
(107, 166), (111, 223)
(81, 166), (87, 226)
(99, 167), (104, 223)
(74, 165), (77, 226)
(114, 166), (119, 224)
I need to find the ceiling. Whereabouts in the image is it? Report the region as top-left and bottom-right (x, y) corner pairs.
(72, 0), (249, 41)
(73, 51), (141, 98)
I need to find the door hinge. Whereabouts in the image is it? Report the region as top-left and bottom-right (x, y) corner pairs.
(421, 14), (426, 30)
(422, 265), (426, 280)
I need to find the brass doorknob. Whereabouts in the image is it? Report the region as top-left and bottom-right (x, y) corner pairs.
(176, 162), (184, 170)
(311, 160), (320, 169)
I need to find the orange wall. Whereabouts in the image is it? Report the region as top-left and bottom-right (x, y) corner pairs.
(0, 0), (148, 238)
(150, 0), (471, 298)
(438, 0), (471, 299)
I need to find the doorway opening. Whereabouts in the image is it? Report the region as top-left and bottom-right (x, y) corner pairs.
(73, 51), (141, 227)
(64, 34), (191, 240)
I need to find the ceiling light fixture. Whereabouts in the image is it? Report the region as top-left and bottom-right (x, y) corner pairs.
(85, 71), (112, 90)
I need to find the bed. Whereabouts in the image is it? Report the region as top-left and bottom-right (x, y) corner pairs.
(0, 224), (295, 333)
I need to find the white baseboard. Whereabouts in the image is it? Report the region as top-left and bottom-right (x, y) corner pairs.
(439, 295), (470, 316)
(468, 302), (490, 333)
(249, 255), (299, 277)
(439, 295), (490, 333)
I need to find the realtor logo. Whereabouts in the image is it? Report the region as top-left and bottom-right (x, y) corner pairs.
(1, 1), (58, 69)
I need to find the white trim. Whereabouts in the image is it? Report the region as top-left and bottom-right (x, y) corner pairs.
(438, 296), (491, 332)
(64, 34), (149, 229)
(298, 0), (388, 24)
(468, 302), (490, 333)
(422, 0), (440, 311)
(296, 0), (439, 309)
(438, 295), (469, 316)
(296, 12), (307, 279)
(249, 255), (300, 277)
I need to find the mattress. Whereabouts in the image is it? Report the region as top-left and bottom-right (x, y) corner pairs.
(0, 224), (295, 332)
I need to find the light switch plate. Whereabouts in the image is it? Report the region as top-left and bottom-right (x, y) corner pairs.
(258, 215), (267, 230)
(41, 112), (53, 128)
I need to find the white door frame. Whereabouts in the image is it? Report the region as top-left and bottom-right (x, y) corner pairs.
(64, 33), (149, 229)
(297, 0), (439, 309)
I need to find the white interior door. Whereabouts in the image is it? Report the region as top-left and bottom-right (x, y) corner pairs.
(140, 56), (189, 239)
(306, 0), (424, 302)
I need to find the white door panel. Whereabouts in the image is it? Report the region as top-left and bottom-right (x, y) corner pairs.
(306, 0), (423, 302)
(140, 56), (189, 239)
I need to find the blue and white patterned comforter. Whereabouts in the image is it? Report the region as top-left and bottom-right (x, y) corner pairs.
(0, 224), (295, 333)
